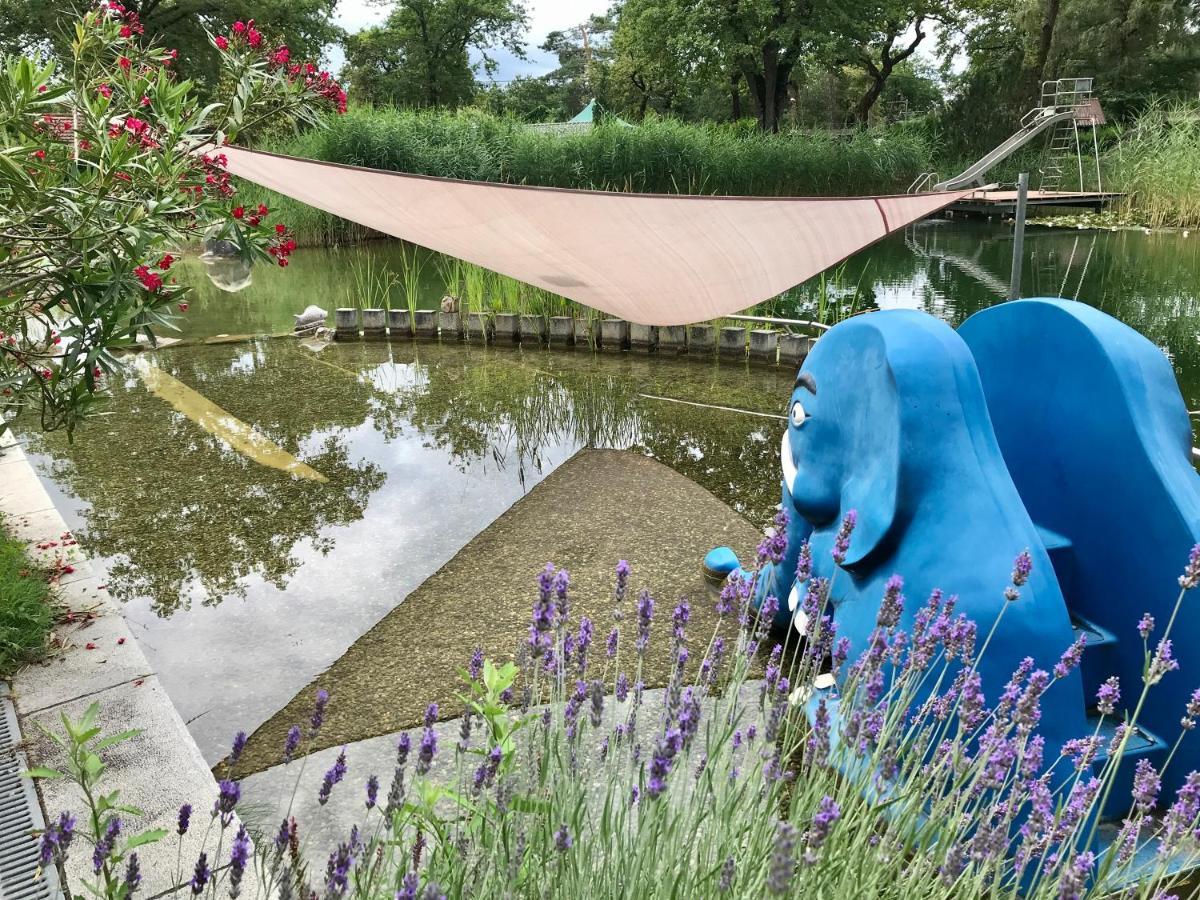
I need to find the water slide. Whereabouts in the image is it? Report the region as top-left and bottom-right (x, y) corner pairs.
(933, 106), (1078, 191)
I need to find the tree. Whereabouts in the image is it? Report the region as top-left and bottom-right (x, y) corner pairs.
(343, 0), (528, 108)
(0, 4), (345, 434)
(0, 0), (342, 94)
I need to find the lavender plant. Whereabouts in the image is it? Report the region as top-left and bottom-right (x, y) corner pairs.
(28, 514), (1200, 898)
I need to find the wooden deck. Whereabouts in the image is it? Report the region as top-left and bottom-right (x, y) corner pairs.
(950, 189), (1121, 216)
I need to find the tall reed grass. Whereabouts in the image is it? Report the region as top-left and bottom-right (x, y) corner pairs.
(1104, 100), (1200, 228)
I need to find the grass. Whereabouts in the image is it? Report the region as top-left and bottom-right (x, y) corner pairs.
(0, 512), (54, 677)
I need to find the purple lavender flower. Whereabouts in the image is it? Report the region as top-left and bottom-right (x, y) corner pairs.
(273, 818), (290, 855)
(606, 627), (618, 658)
(1011, 550), (1033, 586)
(310, 689), (329, 737)
(1179, 543), (1200, 589)
(758, 594), (779, 634)
(189, 852), (211, 895)
(365, 774), (379, 809)
(1063, 736), (1101, 771)
(647, 727), (683, 798)
(458, 711), (473, 753)
(877, 574), (904, 628)
(554, 823), (572, 852)
(807, 796), (840, 858)
(795, 540), (813, 583)
(718, 856), (735, 893)
(768, 821), (798, 892)
(1149, 639), (1180, 684)
(213, 779), (240, 827)
(1161, 771), (1200, 851)
(636, 589), (654, 653)
(396, 872), (419, 900)
(1096, 676), (1120, 715)
(831, 510), (857, 565)
(229, 825), (250, 898)
(417, 726), (438, 776)
(1133, 758), (1161, 812)
(1014, 669), (1050, 732)
(468, 647), (483, 681)
(123, 852), (141, 894)
(616, 671), (629, 702)
(1138, 612), (1155, 640)
(615, 559), (630, 603)
(283, 725), (301, 763)
(424, 702), (438, 727)
(318, 749), (348, 806)
(422, 885), (447, 900)
(807, 698), (831, 764)
(229, 730), (247, 765)
(92, 816), (120, 873)
(1059, 851), (1094, 900)
(554, 567), (571, 623)
(397, 732), (411, 767)
(176, 802), (192, 836)
(1054, 635), (1087, 680)
(325, 826), (360, 897)
(577, 617), (593, 673)
(959, 670), (986, 729)
(37, 810), (75, 865)
(716, 578), (738, 617)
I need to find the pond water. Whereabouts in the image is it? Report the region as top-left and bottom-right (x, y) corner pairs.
(18, 217), (1200, 762)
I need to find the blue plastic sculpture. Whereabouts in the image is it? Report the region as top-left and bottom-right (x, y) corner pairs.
(707, 308), (1089, 760)
(960, 298), (1200, 805)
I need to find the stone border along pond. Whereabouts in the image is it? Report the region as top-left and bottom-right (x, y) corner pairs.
(332, 307), (819, 366)
(0, 429), (246, 897)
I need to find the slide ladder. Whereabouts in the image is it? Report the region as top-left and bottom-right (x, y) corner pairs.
(931, 78), (1095, 192)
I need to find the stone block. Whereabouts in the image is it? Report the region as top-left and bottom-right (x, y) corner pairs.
(548, 316), (574, 345)
(719, 326), (747, 358)
(630, 323), (658, 352)
(657, 325), (687, 353)
(779, 334), (817, 366)
(360, 308), (386, 338)
(573, 318), (598, 348)
(438, 311), (462, 339)
(688, 324), (715, 352)
(749, 329), (779, 362)
(600, 319), (630, 352)
(388, 309), (412, 337)
(519, 315), (546, 345)
(494, 313), (519, 342)
(333, 307), (358, 341)
(466, 312), (491, 343)
(413, 310), (438, 338)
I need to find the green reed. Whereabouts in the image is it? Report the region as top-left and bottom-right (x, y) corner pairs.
(1104, 100), (1200, 228)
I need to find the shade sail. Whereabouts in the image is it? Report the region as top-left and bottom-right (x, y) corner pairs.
(222, 146), (967, 327)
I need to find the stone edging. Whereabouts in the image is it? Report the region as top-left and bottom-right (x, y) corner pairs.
(0, 430), (249, 897)
(331, 308), (817, 366)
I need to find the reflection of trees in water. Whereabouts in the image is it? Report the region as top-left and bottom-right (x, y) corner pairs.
(27, 343), (386, 616)
(372, 347), (785, 523)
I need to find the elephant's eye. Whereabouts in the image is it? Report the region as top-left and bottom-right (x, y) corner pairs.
(790, 400), (807, 428)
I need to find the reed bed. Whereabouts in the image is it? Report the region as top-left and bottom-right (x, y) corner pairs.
(1104, 101), (1200, 229)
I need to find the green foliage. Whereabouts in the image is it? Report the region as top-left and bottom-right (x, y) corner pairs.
(0, 6), (343, 434)
(27, 702), (163, 898)
(0, 513), (54, 676)
(343, 0), (528, 109)
(0, 0), (343, 96)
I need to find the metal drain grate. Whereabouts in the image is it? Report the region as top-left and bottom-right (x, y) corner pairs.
(0, 684), (60, 900)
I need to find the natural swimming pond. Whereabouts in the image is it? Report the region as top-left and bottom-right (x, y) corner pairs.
(17, 217), (1200, 764)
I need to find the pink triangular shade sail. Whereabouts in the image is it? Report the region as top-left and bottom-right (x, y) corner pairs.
(222, 146), (967, 327)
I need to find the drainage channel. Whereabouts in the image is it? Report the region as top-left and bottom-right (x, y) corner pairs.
(0, 685), (59, 899)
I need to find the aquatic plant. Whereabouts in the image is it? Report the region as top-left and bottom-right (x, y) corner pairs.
(1104, 100), (1200, 229)
(29, 518), (1200, 897)
(347, 254), (401, 312)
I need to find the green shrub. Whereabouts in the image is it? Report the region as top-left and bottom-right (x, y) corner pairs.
(0, 514), (54, 676)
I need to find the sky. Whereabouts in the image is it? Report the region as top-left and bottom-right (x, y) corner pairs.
(329, 0), (613, 80)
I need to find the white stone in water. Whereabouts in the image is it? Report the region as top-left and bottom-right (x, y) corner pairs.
(294, 305), (328, 328)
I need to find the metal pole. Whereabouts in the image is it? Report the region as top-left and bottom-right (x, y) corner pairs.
(1008, 172), (1029, 300)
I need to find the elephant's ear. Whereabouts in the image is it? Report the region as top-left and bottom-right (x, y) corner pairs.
(838, 364), (902, 567)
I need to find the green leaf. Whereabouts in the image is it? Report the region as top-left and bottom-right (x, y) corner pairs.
(93, 729), (142, 752)
(123, 828), (168, 851)
(22, 766), (64, 779)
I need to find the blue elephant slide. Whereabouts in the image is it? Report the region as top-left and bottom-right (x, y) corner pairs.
(705, 298), (1200, 846)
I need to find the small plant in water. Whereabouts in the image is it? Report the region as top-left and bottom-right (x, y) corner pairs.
(28, 516), (1200, 897)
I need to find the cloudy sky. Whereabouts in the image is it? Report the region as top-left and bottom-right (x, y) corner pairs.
(330, 0), (613, 80)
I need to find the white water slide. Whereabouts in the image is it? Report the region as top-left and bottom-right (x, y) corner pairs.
(931, 78), (1098, 192)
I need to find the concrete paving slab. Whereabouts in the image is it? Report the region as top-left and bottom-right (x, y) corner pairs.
(23, 676), (250, 898)
(0, 461), (56, 516)
(0, 506), (70, 547)
(14, 605), (153, 715)
(231, 449), (761, 777)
